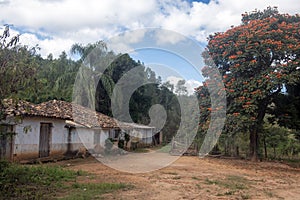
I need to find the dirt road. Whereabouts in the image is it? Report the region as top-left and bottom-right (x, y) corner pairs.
(56, 154), (300, 199)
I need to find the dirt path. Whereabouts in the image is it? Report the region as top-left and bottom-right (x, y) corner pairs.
(56, 154), (300, 200)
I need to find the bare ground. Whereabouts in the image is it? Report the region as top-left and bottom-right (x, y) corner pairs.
(53, 153), (300, 200)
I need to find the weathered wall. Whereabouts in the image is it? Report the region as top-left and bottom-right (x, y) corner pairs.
(76, 128), (109, 151)
(13, 117), (68, 160)
(4, 116), (116, 161)
(138, 128), (153, 145)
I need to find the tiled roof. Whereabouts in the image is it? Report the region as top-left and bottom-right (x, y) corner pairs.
(2, 99), (119, 128)
(2, 99), (36, 117)
(120, 122), (155, 129)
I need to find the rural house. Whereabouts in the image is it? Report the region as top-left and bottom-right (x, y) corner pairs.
(0, 99), (118, 161)
(0, 99), (162, 162)
(119, 122), (162, 149)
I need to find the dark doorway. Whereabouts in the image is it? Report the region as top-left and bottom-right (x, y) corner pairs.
(0, 125), (14, 160)
(39, 123), (52, 158)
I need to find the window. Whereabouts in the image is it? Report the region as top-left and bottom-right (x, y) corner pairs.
(109, 129), (120, 140)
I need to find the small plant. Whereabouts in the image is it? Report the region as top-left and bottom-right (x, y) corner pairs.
(163, 171), (178, 175)
(125, 132), (130, 145)
(264, 190), (275, 198)
(205, 178), (220, 185)
(241, 194), (251, 199)
(105, 138), (114, 154)
(224, 190), (235, 195)
(118, 139), (125, 149)
(172, 176), (181, 180)
(0, 160), (9, 170)
(192, 176), (200, 180)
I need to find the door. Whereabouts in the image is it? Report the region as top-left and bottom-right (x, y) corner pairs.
(0, 125), (14, 160)
(39, 123), (52, 158)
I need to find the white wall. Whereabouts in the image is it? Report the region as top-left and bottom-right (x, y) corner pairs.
(11, 116), (114, 160)
(73, 127), (94, 150)
(140, 129), (153, 144)
(75, 128), (109, 150)
(14, 117), (68, 159)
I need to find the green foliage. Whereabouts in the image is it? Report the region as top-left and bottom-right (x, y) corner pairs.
(118, 139), (125, 149)
(0, 25), (39, 116)
(271, 83), (300, 134)
(125, 132), (130, 143)
(22, 51), (81, 103)
(263, 122), (300, 159)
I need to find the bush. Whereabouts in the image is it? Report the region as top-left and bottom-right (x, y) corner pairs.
(105, 138), (114, 154)
(118, 139), (125, 149)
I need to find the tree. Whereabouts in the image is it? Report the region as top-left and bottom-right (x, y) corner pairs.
(175, 80), (188, 96)
(271, 83), (300, 137)
(200, 7), (300, 161)
(0, 25), (38, 118)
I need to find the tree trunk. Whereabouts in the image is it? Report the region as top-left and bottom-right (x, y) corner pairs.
(263, 134), (267, 160)
(235, 146), (239, 157)
(224, 137), (229, 156)
(249, 99), (268, 161)
(249, 128), (259, 161)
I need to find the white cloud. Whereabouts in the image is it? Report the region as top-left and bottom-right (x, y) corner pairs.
(0, 0), (299, 58)
(108, 29), (147, 53)
(20, 33), (74, 57)
(166, 76), (202, 95)
(155, 29), (187, 45)
(166, 76), (183, 86)
(186, 79), (202, 95)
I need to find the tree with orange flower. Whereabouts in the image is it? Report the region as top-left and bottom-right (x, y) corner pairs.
(198, 7), (300, 161)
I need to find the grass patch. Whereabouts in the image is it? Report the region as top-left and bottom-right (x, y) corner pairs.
(60, 182), (132, 200)
(264, 190), (275, 198)
(282, 158), (300, 168)
(172, 176), (181, 180)
(163, 171), (178, 175)
(224, 190), (235, 195)
(241, 194), (251, 199)
(192, 176), (201, 180)
(75, 169), (90, 176)
(205, 178), (220, 185)
(204, 175), (249, 191)
(217, 190), (235, 196)
(0, 160), (78, 199)
(156, 144), (172, 153)
(131, 148), (149, 153)
(0, 160), (133, 200)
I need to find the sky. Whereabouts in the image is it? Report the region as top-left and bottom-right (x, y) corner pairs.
(1, 0), (299, 94)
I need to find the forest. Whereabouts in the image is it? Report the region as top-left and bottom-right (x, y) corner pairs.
(0, 7), (300, 163)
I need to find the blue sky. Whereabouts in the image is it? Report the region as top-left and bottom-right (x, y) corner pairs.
(1, 0), (299, 93)
(130, 48), (203, 81)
